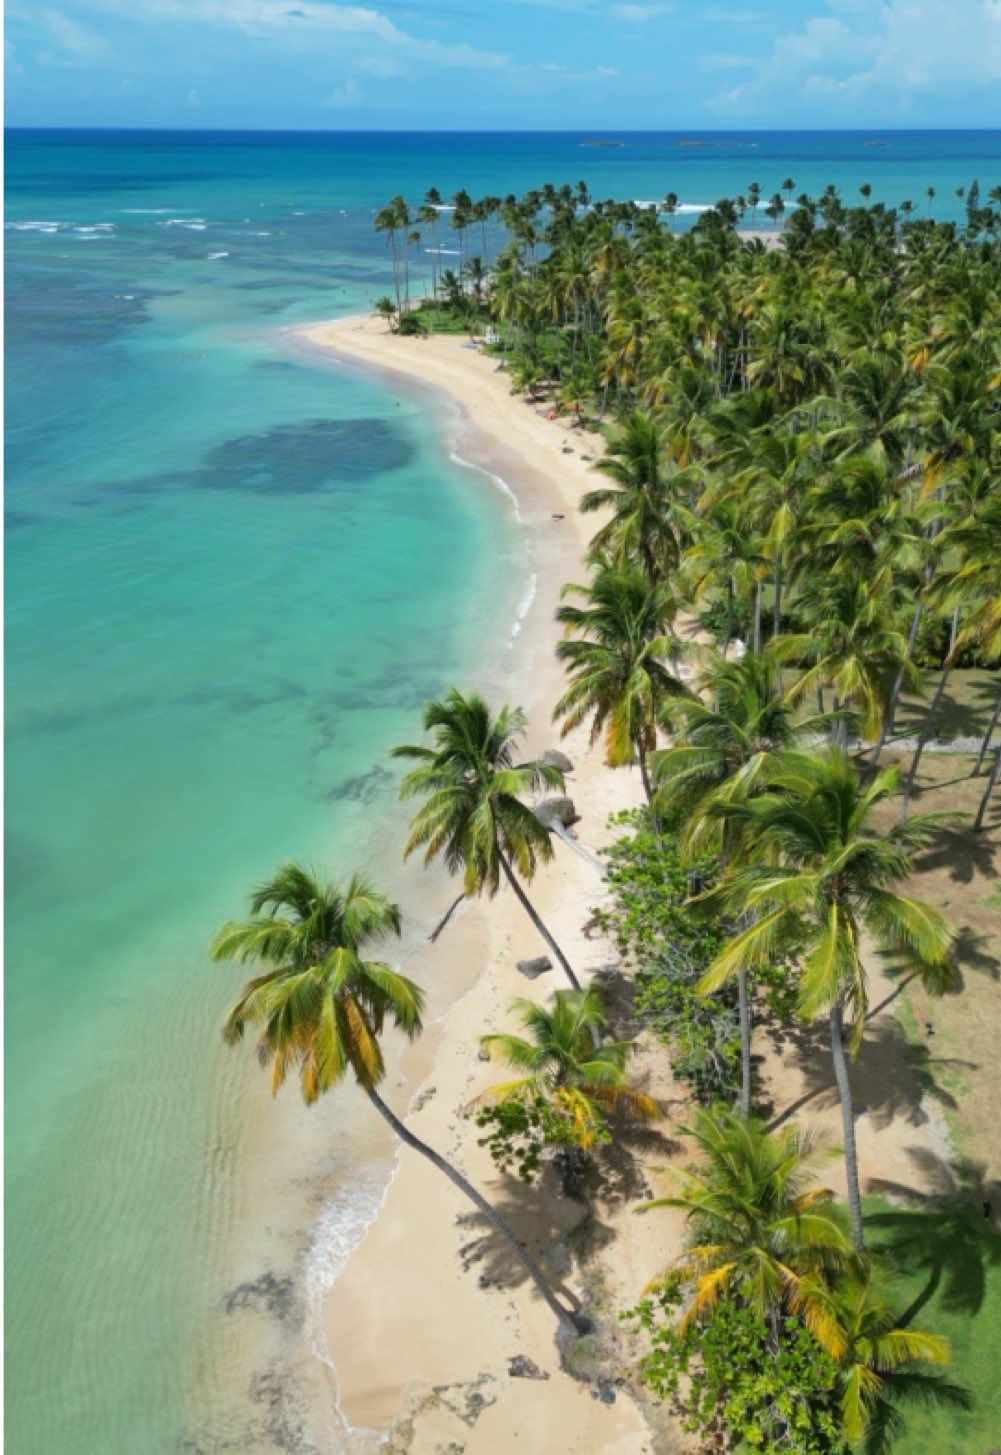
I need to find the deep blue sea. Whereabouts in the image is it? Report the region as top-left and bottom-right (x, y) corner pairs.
(5, 128), (1001, 1455)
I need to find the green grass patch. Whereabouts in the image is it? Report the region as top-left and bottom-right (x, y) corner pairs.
(402, 301), (475, 334)
(863, 1195), (1001, 1454)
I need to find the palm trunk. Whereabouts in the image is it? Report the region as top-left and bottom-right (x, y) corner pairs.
(872, 598), (924, 766)
(973, 683), (1001, 776)
(830, 1002), (864, 1251)
(636, 739), (657, 817)
(723, 578), (734, 656)
(899, 607), (959, 823)
(772, 555), (782, 639)
(498, 850), (581, 990)
(366, 1086), (584, 1332)
(752, 580), (763, 655)
(973, 745), (1000, 832)
(737, 965), (752, 1118)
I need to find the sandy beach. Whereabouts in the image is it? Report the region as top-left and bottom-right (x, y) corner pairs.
(292, 313), (971, 1455)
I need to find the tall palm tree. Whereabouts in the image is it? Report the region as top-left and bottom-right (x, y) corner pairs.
(213, 863), (582, 1330)
(651, 650), (823, 1115)
(640, 1106), (854, 1343)
(579, 411), (684, 583)
(478, 986), (658, 1153)
(392, 689), (581, 989)
(700, 749), (955, 1248)
(775, 572), (919, 748)
(553, 564), (686, 806)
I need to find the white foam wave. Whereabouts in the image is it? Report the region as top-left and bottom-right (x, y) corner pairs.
(448, 449), (522, 522)
(675, 202), (713, 214)
(511, 572), (537, 639)
(121, 207), (184, 214)
(305, 1161), (400, 1452)
(207, 251), (229, 260)
(6, 220), (62, 233)
(158, 218), (208, 230)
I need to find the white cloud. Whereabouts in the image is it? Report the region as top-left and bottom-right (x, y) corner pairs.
(78, 0), (510, 70)
(709, 0), (1001, 116)
(39, 7), (111, 59)
(610, 3), (667, 19)
(325, 76), (361, 105)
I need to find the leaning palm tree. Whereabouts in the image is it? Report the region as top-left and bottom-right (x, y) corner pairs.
(392, 689), (581, 988)
(213, 863), (583, 1331)
(478, 986), (659, 1158)
(554, 563), (687, 806)
(639, 1106), (854, 1343)
(651, 650), (823, 1115)
(700, 749), (955, 1248)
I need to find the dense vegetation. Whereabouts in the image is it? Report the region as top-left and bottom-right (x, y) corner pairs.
(216, 178), (999, 1453)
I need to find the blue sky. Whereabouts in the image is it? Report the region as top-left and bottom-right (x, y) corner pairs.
(5, 0), (1001, 129)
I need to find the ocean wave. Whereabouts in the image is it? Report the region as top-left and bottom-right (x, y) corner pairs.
(305, 1161), (398, 1452)
(6, 220), (63, 233)
(448, 449), (522, 522)
(675, 202), (713, 214)
(207, 251), (230, 260)
(511, 572), (537, 639)
(158, 218), (208, 230)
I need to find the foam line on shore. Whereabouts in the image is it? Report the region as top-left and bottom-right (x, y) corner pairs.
(448, 448), (523, 523)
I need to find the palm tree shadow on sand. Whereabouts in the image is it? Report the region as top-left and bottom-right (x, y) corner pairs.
(763, 1015), (974, 1133)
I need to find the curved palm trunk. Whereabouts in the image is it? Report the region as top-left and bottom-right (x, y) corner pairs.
(973, 745), (1000, 832)
(366, 1086), (585, 1332)
(737, 966), (752, 1118)
(973, 683), (1001, 776)
(498, 850), (582, 990)
(830, 1002), (864, 1251)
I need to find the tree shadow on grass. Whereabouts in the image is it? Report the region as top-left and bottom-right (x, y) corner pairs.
(946, 924), (1001, 989)
(866, 1150), (1001, 1322)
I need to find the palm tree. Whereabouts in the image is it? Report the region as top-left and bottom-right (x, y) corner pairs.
(553, 564), (686, 806)
(640, 1106), (854, 1343)
(392, 689), (582, 989)
(798, 1270), (952, 1451)
(651, 650), (823, 1115)
(213, 863), (582, 1330)
(579, 411), (683, 583)
(478, 986), (658, 1187)
(700, 749), (955, 1248)
(775, 572), (919, 748)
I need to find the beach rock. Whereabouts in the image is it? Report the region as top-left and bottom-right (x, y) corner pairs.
(551, 512), (565, 519)
(508, 1354), (549, 1381)
(516, 956), (553, 979)
(534, 795), (579, 829)
(541, 748), (573, 773)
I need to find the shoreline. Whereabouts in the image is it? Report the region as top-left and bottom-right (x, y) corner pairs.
(288, 311), (970, 1455)
(290, 314), (681, 1451)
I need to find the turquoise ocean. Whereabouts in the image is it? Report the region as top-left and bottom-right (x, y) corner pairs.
(6, 129), (1001, 1454)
